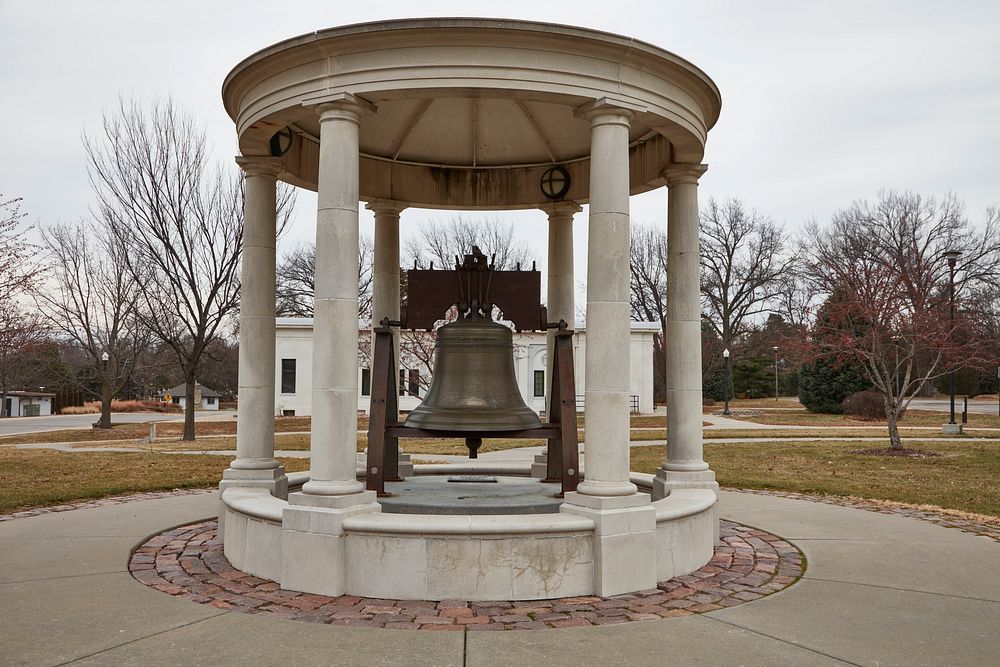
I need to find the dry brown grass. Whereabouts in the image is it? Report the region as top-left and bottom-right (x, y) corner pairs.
(632, 439), (1000, 518)
(0, 447), (309, 514)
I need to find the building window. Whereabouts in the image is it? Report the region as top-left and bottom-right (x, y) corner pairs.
(282, 409), (295, 417)
(206, 397), (216, 405)
(361, 368), (371, 396)
(408, 369), (420, 398)
(533, 370), (545, 397)
(281, 358), (296, 394)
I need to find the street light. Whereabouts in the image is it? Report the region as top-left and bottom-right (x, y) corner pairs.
(945, 250), (961, 426)
(722, 348), (731, 415)
(772, 346), (779, 401)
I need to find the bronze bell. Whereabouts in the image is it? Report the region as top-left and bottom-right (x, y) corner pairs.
(404, 316), (542, 431)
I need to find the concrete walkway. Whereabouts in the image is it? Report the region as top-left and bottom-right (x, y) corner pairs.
(2, 491), (997, 665)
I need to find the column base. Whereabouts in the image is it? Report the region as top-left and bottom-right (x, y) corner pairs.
(280, 493), (381, 597)
(218, 466), (288, 533)
(220, 465), (288, 498)
(530, 453), (548, 479)
(941, 423), (963, 435)
(398, 452), (414, 478)
(288, 489), (377, 509)
(652, 468), (719, 500)
(560, 491), (657, 596)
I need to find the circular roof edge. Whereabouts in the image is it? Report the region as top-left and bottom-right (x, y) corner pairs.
(222, 17), (721, 129)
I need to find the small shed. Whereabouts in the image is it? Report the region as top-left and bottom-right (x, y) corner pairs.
(165, 383), (221, 411)
(2, 391), (56, 417)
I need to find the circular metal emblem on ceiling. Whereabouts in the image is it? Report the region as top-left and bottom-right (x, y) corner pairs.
(269, 127), (293, 157)
(540, 165), (571, 200)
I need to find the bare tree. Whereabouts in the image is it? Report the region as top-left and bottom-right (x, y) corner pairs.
(0, 196), (40, 301)
(771, 270), (821, 328)
(276, 235), (374, 319)
(629, 223), (668, 400)
(34, 221), (152, 427)
(802, 191), (1000, 449)
(0, 304), (47, 416)
(0, 195), (43, 416)
(85, 98), (294, 440)
(629, 224), (668, 325)
(700, 198), (795, 385)
(403, 216), (532, 271)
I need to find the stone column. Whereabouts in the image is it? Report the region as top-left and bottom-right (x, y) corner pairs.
(561, 101), (656, 597)
(545, 201), (580, 380)
(366, 199), (412, 476)
(654, 163), (719, 499)
(366, 199), (404, 373)
(220, 156), (287, 498)
(297, 95), (376, 503)
(574, 105), (637, 499)
(531, 200), (579, 480)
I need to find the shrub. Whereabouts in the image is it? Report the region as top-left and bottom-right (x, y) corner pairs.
(70, 400), (182, 414)
(60, 405), (100, 415)
(799, 358), (870, 413)
(842, 391), (887, 420)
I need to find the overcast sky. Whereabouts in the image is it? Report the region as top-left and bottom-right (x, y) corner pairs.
(3, 1), (998, 281)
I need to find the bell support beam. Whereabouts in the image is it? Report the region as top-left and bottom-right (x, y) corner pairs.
(560, 100), (657, 597)
(220, 156), (288, 499)
(654, 163), (719, 499)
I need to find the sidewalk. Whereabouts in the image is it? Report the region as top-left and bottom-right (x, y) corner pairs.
(2, 488), (997, 665)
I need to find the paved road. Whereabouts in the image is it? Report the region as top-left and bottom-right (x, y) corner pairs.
(0, 411), (236, 437)
(909, 397), (1000, 416)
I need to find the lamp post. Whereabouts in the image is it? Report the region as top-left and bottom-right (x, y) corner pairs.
(722, 348), (731, 415)
(772, 346), (779, 401)
(945, 250), (960, 426)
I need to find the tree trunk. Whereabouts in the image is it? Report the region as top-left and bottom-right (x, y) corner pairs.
(0, 389), (8, 418)
(885, 395), (903, 450)
(183, 376), (196, 441)
(97, 384), (113, 429)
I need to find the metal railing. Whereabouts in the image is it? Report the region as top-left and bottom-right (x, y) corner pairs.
(575, 394), (640, 413)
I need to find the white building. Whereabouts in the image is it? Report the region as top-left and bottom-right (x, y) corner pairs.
(1, 391), (55, 417)
(274, 317), (656, 417)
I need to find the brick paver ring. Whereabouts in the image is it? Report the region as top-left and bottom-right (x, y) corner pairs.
(129, 519), (804, 631)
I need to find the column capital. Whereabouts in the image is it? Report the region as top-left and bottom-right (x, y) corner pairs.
(540, 200), (582, 219)
(306, 92), (377, 124)
(365, 199), (407, 216)
(663, 163), (708, 187)
(235, 155), (284, 178)
(574, 97), (642, 125)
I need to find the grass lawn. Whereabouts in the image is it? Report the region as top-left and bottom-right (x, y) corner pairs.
(632, 440), (1000, 518)
(0, 447), (309, 514)
(717, 408), (1000, 429)
(6, 406), (1000, 519)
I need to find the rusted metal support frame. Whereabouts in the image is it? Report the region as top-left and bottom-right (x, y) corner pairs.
(366, 326), (400, 497)
(550, 329), (579, 494)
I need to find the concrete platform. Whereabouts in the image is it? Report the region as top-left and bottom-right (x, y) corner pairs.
(2, 490), (998, 665)
(377, 475), (564, 514)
